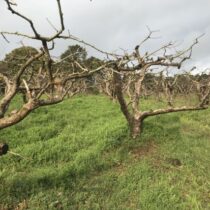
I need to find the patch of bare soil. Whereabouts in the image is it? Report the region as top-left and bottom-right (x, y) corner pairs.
(131, 141), (158, 160)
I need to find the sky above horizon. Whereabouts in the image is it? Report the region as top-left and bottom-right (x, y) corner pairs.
(0, 0), (210, 70)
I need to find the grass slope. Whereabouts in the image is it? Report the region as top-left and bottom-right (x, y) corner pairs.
(0, 95), (210, 210)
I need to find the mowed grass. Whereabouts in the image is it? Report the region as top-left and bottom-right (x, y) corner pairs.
(0, 95), (210, 210)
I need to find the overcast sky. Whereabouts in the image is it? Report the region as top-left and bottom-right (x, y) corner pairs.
(0, 0), (210, 69)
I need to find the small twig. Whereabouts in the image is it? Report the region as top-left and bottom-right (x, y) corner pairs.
(8, 151), (31, 160)
(46, 18), (58, 32)
(1, 33), (10, 43)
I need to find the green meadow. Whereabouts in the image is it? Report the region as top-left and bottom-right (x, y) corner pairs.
(0, 95), (210, 210)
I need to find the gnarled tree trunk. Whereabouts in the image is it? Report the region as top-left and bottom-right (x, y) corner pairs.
(111, 38), (210, 140)
(130, 117), (144, 139)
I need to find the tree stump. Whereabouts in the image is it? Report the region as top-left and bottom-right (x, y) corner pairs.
(0, 143), (9, 156)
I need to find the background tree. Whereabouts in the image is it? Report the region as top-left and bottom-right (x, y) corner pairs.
(84, 56), (105, 93)
(60, 44), (87, 73)
(3, 46), (41, 77)
(59, 47), (106, 94)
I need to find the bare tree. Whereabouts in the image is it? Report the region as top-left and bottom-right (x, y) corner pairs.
(105, 30), (209, 139)
(93, 69), (117, 101)
(0, 0), (106, 130)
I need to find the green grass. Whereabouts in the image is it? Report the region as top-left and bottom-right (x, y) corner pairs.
(0, 95), (210, 210)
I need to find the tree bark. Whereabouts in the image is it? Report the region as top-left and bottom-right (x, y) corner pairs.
(113, 71), (132, 124)
(130, 119), (140, 139)
(129, 117), (144, 139)
(0, 101), (36, 129)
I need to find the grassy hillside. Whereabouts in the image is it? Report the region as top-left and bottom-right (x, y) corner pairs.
(0, 95), (210, 210)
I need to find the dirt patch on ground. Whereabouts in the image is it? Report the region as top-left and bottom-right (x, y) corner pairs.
(131, 141), (158, 160)
(113, 141), (159, 175)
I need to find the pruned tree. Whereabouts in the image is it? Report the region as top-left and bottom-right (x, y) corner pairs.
(93, 69), (117, 100)
(104, 30), (210, 139)
(58, 47), (104, 94)
(186, 71), (210, 104)
(0, 0), (106, 131)
(3, 46), (40, 76)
